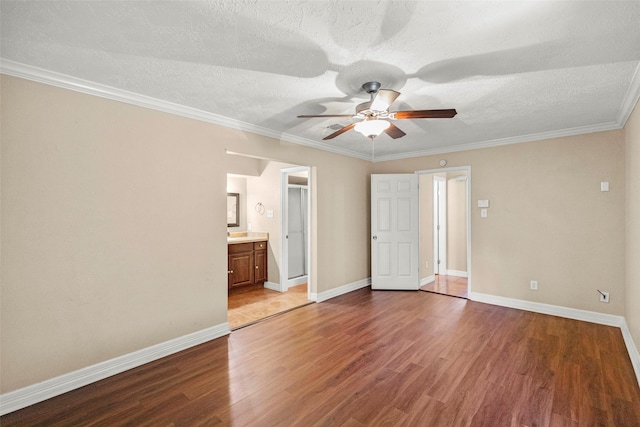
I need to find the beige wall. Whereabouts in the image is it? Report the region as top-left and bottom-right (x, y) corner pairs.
(625, 101), (640, 356)
(2, 72), (635, 396)
(0, 75), (372, 393)
(375, 130), (626, 315)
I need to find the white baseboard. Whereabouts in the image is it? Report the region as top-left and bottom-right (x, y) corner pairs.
(620, 319), (640, 388)
(264, 281), (285, 292)
(446, 270), (468, 278)
(287, 275), (308, 289)
(0, 323), (231, 416)
(468, 292), (625, 327)
(469, 292), (639, 387)
(420, 275), (435, 286)
(311, 278), (371, 303)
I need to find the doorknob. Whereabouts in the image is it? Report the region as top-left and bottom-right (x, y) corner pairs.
(372, 235), (377, 240)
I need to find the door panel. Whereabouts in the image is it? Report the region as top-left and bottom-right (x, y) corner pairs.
(371, 174), (419, 290)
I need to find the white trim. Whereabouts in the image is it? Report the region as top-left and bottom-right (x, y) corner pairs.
(264, 278), (307, 292)
(287, 275), (308, 288)
(374, 122), (621, 162)
(0, 323), (230, 416)
(314, 278), (371, 303)
(446, 270), (468, 278)
(617, 61), (640, 127)
(420, 275), (436, 286)
(0, 59), (371, 162)
(264, 281), (285, 292)
(469, 292), (624, 327)
(620, 319), (640, 387)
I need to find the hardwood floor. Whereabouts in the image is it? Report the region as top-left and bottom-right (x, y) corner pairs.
(421, 275), (468, 298)
(228, 283), (310, 329)
(3, 288), (640, 426)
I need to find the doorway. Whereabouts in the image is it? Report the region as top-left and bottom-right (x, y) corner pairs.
(281, 166), (311, 293)
(417, 167), (471, 299)
(226, 155), (313, 329)
(287, 185), (309, 285)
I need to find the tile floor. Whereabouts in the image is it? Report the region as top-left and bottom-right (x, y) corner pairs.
(228, 283), (311, 329)
(420, 274), (468, 298)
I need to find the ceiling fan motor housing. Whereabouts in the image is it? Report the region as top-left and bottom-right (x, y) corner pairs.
(362, 81), (382, 94)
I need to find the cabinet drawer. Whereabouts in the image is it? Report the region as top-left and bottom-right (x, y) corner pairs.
(228, 242), (253, 254)
(254, 241), (267, 250)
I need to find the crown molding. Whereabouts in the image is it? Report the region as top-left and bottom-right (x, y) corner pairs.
(3, 58), (637, 164)
(0, 59), (371, 162)
(617, 61), (640, 127)
(372, 121), (622, 162)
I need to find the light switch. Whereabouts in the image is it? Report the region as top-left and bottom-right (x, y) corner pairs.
(601, 182), (609, 192)
(478, 200), (489, 208)
(481, 208), (488, 218)
(266, 210), (274, 218)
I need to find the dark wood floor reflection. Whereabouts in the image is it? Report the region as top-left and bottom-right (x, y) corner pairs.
(3, 288), (639, 425)
(228, 283), (310, 329)
(421, 274), (468, 298)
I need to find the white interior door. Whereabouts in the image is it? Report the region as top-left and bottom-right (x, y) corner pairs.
(371, 174), (420, 290)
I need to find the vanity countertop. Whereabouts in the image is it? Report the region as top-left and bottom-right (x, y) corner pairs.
(227, 232), (269, 244)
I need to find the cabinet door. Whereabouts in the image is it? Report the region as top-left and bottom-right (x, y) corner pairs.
(254, 250), (267, 283)
(228, 252), (254, 288)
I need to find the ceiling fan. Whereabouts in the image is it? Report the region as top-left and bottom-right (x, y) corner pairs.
(297, 81), (457, 141)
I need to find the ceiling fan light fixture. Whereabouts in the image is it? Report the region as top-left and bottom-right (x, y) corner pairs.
(354, 119), (390, 139)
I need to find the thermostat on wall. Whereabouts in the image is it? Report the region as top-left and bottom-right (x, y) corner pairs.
(477, 200), (489, 208)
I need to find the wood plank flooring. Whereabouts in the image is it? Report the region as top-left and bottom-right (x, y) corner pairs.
(3, 288), (640, 426)
(421, 275), (468, 298)
(228, 283), (310, 329)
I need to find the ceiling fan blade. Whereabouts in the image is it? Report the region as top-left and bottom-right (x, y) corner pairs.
(393, 109), (458, 119)
(297, 114), (354, 118)
(323, 123), (355, 140)
(370, 89), (401, 112)
(384, 123), (406, 139)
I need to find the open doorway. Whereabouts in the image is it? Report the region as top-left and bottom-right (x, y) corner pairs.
(417, 167), (470, 299)
(281, 167), (311, 291)
(226, 154), (313, 329)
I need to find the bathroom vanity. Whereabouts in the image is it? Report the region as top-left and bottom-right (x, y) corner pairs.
(227, 232), (268, 289)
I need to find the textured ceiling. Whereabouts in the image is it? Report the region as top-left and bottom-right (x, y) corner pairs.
(2, 1), (640, 161)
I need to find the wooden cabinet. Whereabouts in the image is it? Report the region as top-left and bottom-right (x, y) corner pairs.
(254, 242), (267, 283)
(228, 241), (268, 289)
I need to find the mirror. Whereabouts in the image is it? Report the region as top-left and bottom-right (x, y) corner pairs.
(227, 193), (240, 227)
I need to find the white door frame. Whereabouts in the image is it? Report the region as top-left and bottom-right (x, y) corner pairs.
(433, 176), (447, 275)
(280, 166), (312, 300)
(417, 166), (472, 295)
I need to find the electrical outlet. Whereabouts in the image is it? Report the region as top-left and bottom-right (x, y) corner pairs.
(530, 280), (538, 290)
(599, 291), (610, 303)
